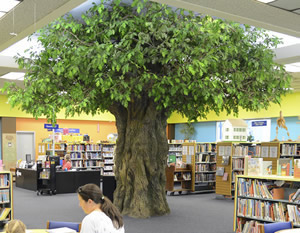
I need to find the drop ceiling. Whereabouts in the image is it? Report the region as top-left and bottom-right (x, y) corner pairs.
(0, 0), (299, 91)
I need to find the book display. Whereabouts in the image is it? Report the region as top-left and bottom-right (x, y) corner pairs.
(233, 175), (300, 232)
(0, 172), (13, 225)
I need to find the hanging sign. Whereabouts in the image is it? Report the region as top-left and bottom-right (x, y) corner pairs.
(251, 121), (267, 127)
(44, 124), (59, 130)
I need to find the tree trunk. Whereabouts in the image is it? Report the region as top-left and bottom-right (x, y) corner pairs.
(110, 98), (170, 218)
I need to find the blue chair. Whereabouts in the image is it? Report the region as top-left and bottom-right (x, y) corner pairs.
(264, 222), (293, 233)
(47, 221), (81, 232)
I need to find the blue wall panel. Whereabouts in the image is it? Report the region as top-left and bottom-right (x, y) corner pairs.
(271, 116), (300, 141)
(175, 122), (216, 142)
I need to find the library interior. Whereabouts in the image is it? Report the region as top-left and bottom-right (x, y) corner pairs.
(0, 0), (300, 233)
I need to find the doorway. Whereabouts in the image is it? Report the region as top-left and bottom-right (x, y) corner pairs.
(16, 131), (35, 162)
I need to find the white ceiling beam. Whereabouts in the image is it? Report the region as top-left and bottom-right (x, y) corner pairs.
(0, 0), (86, 52)
(151, 0), (300, 37)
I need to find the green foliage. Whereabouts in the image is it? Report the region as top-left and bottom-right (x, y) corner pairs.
(180, 123), (195, 140)
(2, 0), (291, 122)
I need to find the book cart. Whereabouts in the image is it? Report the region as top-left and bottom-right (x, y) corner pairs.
(36, 160), (56, 195)
(0, 171), (13, 227)
(165, 142), (195, 195)
(233, 175), (300, 232)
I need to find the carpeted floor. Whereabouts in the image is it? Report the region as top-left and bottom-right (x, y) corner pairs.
(11, 185), (235, 233)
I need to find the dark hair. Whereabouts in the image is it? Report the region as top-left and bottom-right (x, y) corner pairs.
(77, 184), (123, 229)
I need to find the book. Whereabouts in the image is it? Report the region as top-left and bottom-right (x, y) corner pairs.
(291, 188), (300, 202)
(0, 208), (11, 220)
(277, 158), (292, 176)
(247, 158), (263, 176)
(294, 159), (300, 178)
(216, 167), (225, 176)
(221, 156), (230, 165)
(262, 161), (273, 176)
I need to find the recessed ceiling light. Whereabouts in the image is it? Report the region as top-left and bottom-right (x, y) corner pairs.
(0, 72), (25, 80)
(256, 0), (276, 3)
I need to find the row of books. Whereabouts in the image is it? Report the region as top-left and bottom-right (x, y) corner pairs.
(235, 219), (264, 233)
(71, 160), (83, 168)
(174, 173), (191, 181)
(237, 178), (273, 199)
(68, 144), (85, 151)
(195, 173), (215, 182)
(232, 158), (244, 169)
(196, 143), (216, 153)
(281, 144), (298, 156)
(0, 174), (9, 187)
(195, 154), (216, 163)
(237, 198), (286, 222)
(84, 160), (103, 167)
(233, 145), (256, 157)
(0, 190), (10, 203)
(169, 145), (182, 151)
(195, 164), (216, 172)
(237, 198), (300, 224)
(85, 144), (101, 151)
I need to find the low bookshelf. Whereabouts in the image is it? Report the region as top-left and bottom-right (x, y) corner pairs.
(233, 175), (300, 232)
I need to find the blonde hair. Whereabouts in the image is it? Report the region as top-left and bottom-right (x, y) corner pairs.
(4, 220), (26, 233)
(64, 154), (71, 162)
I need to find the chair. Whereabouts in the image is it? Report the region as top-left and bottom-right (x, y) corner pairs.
(47, 220), (81, 232)
(264, 222), (293, 233)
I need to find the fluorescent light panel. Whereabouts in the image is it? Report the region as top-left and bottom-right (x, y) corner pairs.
(0, 0), (21, 12)
(285, 62), (300, 72)
(256, 0), (276, 3)
(0, 72), (25, 80)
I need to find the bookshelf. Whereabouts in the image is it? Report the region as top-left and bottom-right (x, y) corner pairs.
(233, 175), (300, 232)
(216, 142), (233, 196)
(68, 143), (85, 169)
(216, 142), (260, 197)
(165, 165), (193, 195)
(102, 143), (115, 175)
(0, 172), (13, 225)
(181, 142), (196, 192)
(84, 143), (103, 169)
(168, 141), (183, 165)
(194, 142), (216, 192)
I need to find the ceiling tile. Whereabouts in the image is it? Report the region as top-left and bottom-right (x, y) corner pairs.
(269, 0), (300, 11)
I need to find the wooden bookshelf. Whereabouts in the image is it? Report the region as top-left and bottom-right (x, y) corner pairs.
(165, 165), (193, 194)
(182, 142), (196, 192)
(0, 172), (13, 224)
(216, 142), (232, 196)
(233, 175), (300, 232)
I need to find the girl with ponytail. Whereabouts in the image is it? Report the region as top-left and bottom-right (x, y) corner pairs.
(77, 184), (124, 233)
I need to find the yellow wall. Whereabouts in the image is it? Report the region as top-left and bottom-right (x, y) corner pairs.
(0, 94), (115, 121)
(167, 92), (300, 123)
(16, 118), (117, 159)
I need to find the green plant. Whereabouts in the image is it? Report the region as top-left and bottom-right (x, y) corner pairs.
(180, 123), (195, 140)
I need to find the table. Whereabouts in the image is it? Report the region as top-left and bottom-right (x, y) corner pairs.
(275, 229), (300, 233)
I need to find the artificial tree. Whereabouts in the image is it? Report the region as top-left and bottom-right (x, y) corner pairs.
(3, 0), (290, 218)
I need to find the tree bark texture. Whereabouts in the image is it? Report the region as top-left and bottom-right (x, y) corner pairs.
(110, 97), (170, 218)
